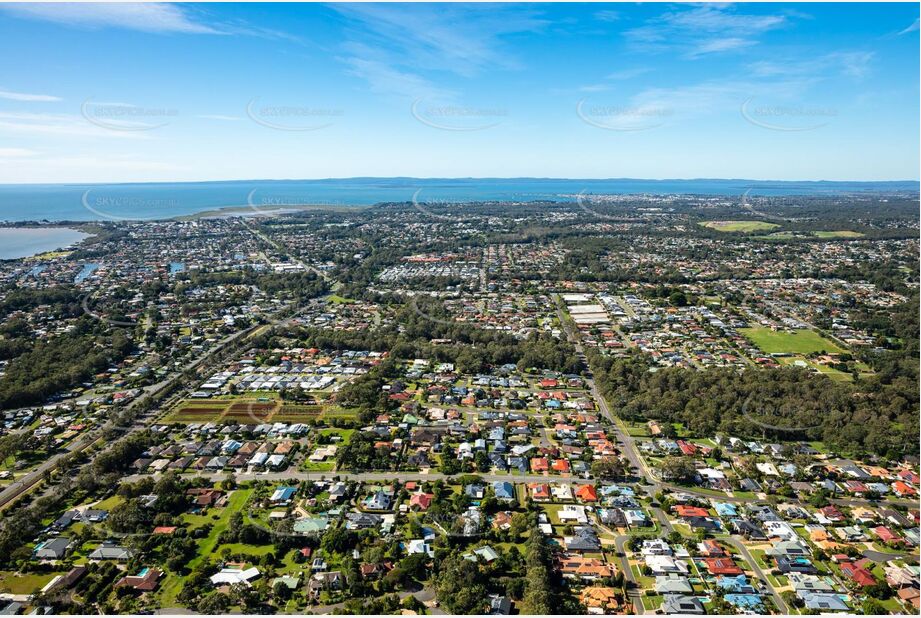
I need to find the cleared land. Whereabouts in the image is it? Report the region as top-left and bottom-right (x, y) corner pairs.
(166, 398), (324, 423)
(812, 230), (865, 238)
(758, 230), (865, 241)
(699, 220), (780, 233)
(0, 571), (61, 595)
(740, 327), (846, 355)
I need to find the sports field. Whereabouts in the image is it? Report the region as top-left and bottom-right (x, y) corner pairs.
(739, 327), (845, 355)
(699, 220), (780, 233)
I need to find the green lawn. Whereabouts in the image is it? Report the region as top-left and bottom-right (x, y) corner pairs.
(187, 488), (253, 569)
(160, 488), (254, 606)
(302, 461), (335, 472)
(640, 594), (662, 611)
(812, 230), (864, 238)
(757, 231), (804, 241)
(700, 220), (780, 233)
(93, 494), (125, 510)
(318, 428), (355, 442)
(739, 327), (846, 355)
(778, 356), (852, 381)
(0, 571), (63, 595)
(216, 542), (275, 557)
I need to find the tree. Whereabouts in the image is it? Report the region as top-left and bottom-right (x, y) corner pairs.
(519, 529), (557, 614)
(273, 580), (292, 602)
(196, 591), (231, 614)
(439, 445), (461, 475)
(474, 450), (491, 473)
(434, 553), (487, 614)
(659, 456), (697, 483)
(861, 597), (887, 615)
(509, 513), (529, 540)
(591, 457), (626, 480)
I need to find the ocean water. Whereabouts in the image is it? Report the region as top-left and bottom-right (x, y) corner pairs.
(0, 227), (91, 260)
(0, 178), (915, 223)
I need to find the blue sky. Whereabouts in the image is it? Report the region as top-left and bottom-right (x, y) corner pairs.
(0, 2), (917, 183)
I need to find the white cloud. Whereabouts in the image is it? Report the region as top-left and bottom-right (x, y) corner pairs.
(688, 37), (757, 58)
(606, 67), (653, 81)
(0, 154), (180, 183)
(625, 5), (790, 58)
(0, 88), (61, 102)
(332, 4), (547, 76)
(341, 50), (454, 101)
(595, 10), (621, 23)
(0, 147), (38, 157)
(0, 3), (300, 41)
(578, 84), (612, 93)
(330, 4), (547, 101)
(748, 51), (874, 79)
(585, 76), (812, 127)
(0, 112), (151, 139)
(899, 18), (919, 35)
(0, 3), (222, 34)
(198, 114), (240, 121)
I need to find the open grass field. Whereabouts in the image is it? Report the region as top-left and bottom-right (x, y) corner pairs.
(165, 398), (323, 424)
(216, 542), (275, 557)
(778, 356), (852, 381)
(813, 230), (864, 238)
(739, 327), (846, 355)
(699, 220), (780, 233)
(160, 488), (255, 606)
(759, 230), (865, 241)
(0, 571), (63, 595)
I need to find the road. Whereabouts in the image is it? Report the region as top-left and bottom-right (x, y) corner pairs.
(126, 469), (602, 485)
(611, 533), (644, 615)
(553, 295), (918, 510)
(721, 537), (789, 613)
(306, 587), (442, 615)
(0, 296), (316, 512)
(553, 293), (881, 616)
(553, 296), (657, 488)
(240, 218), (337, 288)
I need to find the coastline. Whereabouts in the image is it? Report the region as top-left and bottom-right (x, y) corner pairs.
(0, 178), (916, 225)
(0, 226), (96, 261)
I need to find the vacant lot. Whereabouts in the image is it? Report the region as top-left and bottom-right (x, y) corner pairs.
(166, 398), (323, 424)
(740, 327), (845, 355)
(699, 220), (780, 233)
(0, 571), (62, 595)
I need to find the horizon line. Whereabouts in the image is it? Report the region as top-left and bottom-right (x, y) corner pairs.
(0, 176), (918, 188)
